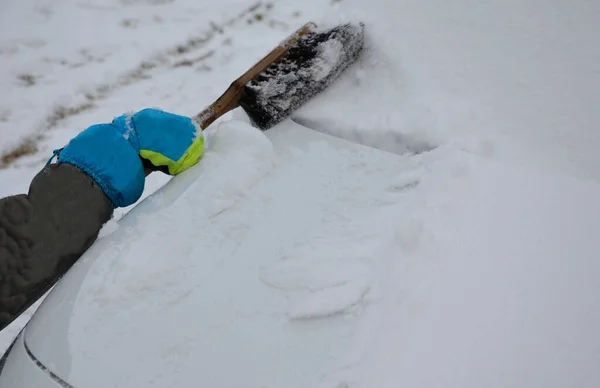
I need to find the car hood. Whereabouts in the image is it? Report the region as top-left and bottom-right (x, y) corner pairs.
(23, 119), (414, 388)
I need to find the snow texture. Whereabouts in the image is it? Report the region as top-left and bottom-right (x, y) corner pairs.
(2, 0), (600, 387)
(24, 120), (418, 388)
(193, 106), (214, 130)
(288, 280), (371, 320)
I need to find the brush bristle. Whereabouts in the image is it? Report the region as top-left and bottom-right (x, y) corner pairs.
(239, 22), (365, 130)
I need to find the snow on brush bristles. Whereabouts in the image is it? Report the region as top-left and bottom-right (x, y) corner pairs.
(239, 22), (365, 130)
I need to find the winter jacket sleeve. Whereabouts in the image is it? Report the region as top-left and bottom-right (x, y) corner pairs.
(0, 163), (114, 331)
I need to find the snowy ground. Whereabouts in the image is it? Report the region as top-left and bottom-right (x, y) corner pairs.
(2, 0), (600, 387)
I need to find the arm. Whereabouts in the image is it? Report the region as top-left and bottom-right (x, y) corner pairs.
(0, 163), (113, 330)
(0, 108), (203, 331)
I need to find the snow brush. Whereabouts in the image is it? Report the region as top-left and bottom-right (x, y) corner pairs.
(195, 21), (365, 130)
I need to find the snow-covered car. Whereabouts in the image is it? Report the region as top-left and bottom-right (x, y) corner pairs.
(2, 0), (600, 386)
(3, 117), (600, 388)
(0, 119), (419, 387)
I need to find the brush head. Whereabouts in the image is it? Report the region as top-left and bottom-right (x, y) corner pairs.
(239, 22), (365, 130)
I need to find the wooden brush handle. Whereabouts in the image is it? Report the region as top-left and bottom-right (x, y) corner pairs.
(192, 22), (316, 130)
(145, 23), (316, 177)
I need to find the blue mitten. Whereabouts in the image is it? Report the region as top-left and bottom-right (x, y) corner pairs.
(52, 122), (145, 208)
(112, 108), (204, 176)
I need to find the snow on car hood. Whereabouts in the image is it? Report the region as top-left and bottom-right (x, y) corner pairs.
(23, 118), (600, 388)
(23, 119), (420, 388)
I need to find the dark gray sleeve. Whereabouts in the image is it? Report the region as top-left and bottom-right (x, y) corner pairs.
(0, 163), (114, 331)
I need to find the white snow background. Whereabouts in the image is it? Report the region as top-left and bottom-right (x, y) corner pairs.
(1, 0), (600, 387)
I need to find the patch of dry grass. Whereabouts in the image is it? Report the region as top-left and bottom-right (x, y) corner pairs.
(0, 138), (39, 167)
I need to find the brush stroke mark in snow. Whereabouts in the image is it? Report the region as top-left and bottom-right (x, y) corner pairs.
(289, 279), (371, 320)
(386, 169), (423, 194)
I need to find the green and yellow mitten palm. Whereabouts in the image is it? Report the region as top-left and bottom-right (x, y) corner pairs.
(113, 108), (204, 175)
